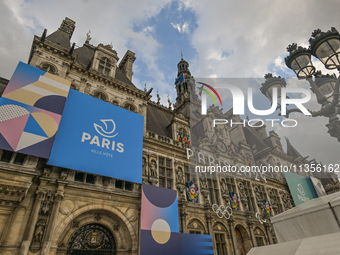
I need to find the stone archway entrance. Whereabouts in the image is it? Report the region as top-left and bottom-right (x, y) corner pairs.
(235, 228), (246, 255)
(67, 224), (116, 255)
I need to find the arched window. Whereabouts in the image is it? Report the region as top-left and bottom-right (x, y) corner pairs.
(70, 84), (78, 91)
(67, 224), (116, 255)
(235, 227), (247, 255)
(93, 91), (107, 101)
(41, 63), (56, 74)
(98, 57), (111, 76)
(123, 103), (136, 112)
(254, 227), (266, 247)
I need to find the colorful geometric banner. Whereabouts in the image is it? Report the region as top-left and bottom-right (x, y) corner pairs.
(0, 62), (144, 183)
(140, 184), (214, 255)
(0, 62), (71, 158)
(47, 89), (144, 183)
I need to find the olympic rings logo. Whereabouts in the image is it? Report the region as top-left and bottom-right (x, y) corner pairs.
(212, 204), (233, 219)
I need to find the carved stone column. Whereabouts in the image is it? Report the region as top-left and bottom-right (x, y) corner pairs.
(246, 212), (257, 248)
(177, 183), (186, 201)
(0, 205), (18, 245)
(179, 201), (188, 233)
(264, 222), (274, 245)
(19, 187), (46, 255)
(40, 183), (65, 254)
(201, 189), (210, 205)
(278, 190), (285, 212)
(250, 182), (260, 213)
(205, 210), (213, 235)
(234, 178), (244, 211)
(228, 216), (239, 255)
(205, 209), (216, 253)
(137, 205), (141, 255)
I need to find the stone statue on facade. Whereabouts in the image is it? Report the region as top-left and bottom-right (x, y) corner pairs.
(142, 157), (148, 176)
(149, 161), (157, 178)
(238, 181), (249, 211)
(219, 178), (229, 197)
(199, 177), (208, 190)
(40, 191), (53, 215)
(33, 220), (46, 244)
(86, 30), (92, 42)
(176, 167), (185, 184)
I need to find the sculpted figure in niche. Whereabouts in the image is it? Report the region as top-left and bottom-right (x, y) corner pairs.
(227, 143), (235, 157)
(142, 157), (148, 176)
(149, 160), (157, 177)
(33, 220), (45, 243)
(220, 178), (229, 195)
(176, 167), (185, 184)
(200, 177), (208, 190)
(238, 181), (249, 211)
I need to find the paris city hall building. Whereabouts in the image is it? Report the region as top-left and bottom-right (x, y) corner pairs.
(0, 17), (339, 255)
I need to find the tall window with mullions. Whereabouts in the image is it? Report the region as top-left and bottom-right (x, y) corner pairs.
(215, 233), (227, 255)
(244, 181), (256, 212)
(159, 157), (173, 189)
(98, 57), (111, 76)
(225, 175), (236, 193)
(207, 179), (220, 204)
(184, 164), (190, 183)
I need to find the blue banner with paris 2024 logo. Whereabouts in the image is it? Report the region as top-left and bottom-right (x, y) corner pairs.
(284, 172), (318, 206)
(48, 89), (144, 183)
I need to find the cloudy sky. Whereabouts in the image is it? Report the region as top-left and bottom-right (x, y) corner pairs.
(1, 0), (339, 169)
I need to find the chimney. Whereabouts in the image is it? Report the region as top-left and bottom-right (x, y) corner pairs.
(59, 17), (76, 39)
(119, 50), (136, 82)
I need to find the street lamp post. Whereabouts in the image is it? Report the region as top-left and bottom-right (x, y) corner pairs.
(261, 27), (340, 142)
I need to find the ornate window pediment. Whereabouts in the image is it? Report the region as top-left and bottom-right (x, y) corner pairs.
(123, 103), (136, 112)
(40, 63), (57, 74)
(213, 222), (227, 232)
(187, 219), (205, 231)
(93, 91), (108, 101)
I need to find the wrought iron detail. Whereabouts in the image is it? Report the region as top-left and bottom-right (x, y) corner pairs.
(67, 224), (116, 255)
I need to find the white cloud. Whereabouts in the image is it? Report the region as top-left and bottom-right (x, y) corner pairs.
(181, 0), (340, 79)
(274, 56), (286, 71)
(0, 0), (339, 166)
(171, 22), (189, 33)
(142, 26), (155, 34)
(0, 0), (171, 86)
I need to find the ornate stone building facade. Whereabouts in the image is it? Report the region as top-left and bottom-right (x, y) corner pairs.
(0, 17), (339, 255)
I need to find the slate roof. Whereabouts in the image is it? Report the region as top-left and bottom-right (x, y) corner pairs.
(46, 30), (71, 50)
(115, 66), (135, 87)
(146, 103), (173, 138)
(286, 137), (303, 158)
(74, 44), (95, 67)
(243, 126), (270, 152)
(45, 34), (135, 87)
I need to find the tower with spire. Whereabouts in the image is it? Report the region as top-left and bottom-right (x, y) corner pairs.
(174, 57), (197, 118)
